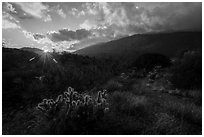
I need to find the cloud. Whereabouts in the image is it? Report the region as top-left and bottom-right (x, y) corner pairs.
(56, 8), (66, 18)
(14, 2), (52, 22)
(43, 14), (52, 22)
(33, 33), (46, 40)
(47, 28), (92, 42)
(82, 2), (99, 15)
(2, 19), (20, 29)
(4, 2), (201, 52)
(2, 12), (19, 23)
(80, 2), (202, 38)
(2, 38), (20, 48)
(49, 5), (67, 18)
(80, 20), (97, 30)
(22, 29), (89, 52)
(54, 41), (79, 52)
(2, 3), (34, 20)
(70, 8), (77, 15)
(70, 8), (85, 17)
(23, 30), (43, 40)
(2, 12), (21, 29)
(80, 2), (148, 38)
(140, 2), (202, 31)
(4, 2), (17, 13)
(22, 30), (54, 45)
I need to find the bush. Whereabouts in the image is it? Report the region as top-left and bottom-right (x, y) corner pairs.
(170, 50), (202, 90)
(132, 53), (171, 71)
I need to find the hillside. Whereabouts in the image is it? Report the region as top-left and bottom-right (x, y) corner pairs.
(21, 47), (43, 54)
(3, 61), (202, 134)
(75, 32), (202, 61)
(2, 41), (202, 135)
(2, 47), (118, 110)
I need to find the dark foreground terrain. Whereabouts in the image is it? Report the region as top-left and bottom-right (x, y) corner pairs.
(2, 32), (202, 135)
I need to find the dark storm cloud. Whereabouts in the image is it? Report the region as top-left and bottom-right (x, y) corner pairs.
(47, 28), (92, 42)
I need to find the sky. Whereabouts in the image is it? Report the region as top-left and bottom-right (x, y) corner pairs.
(2, 2), (202, 52)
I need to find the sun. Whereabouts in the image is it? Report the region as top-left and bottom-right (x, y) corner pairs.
(43, 49), (49, 53)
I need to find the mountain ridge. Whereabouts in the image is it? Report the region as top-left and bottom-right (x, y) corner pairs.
(75, 31), (202, 61)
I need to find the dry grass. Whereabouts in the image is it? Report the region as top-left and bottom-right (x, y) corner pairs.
(110, 91), (148, 116)
(104, 80), (123, 92)
(145, 112), (181, 135)
(186, 90), (202, 98)
(164, 100), (202, 126)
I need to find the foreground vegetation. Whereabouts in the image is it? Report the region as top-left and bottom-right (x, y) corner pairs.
(2, 47), (202, 134)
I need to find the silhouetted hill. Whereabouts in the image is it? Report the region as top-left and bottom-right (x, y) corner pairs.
(21, 47), (43, 54)
(75, 32), (202, 62)
(3, 47), (118, 111)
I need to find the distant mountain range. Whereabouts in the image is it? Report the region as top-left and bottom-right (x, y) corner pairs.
(21, 47), (43, 54)
(75, 32), (202, 62)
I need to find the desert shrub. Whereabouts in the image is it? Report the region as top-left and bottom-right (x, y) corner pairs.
(165, 100), (202, 126)
(169, 50), (202, 90)
(146, 100), (202, 135)
(34, 87), (109, 134)
(132, 53), (171, 71)
(104, 80), (123, 92)
(110, 91), (148, 117)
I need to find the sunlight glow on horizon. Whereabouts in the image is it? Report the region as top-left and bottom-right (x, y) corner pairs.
(43, 49), (49, 53)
